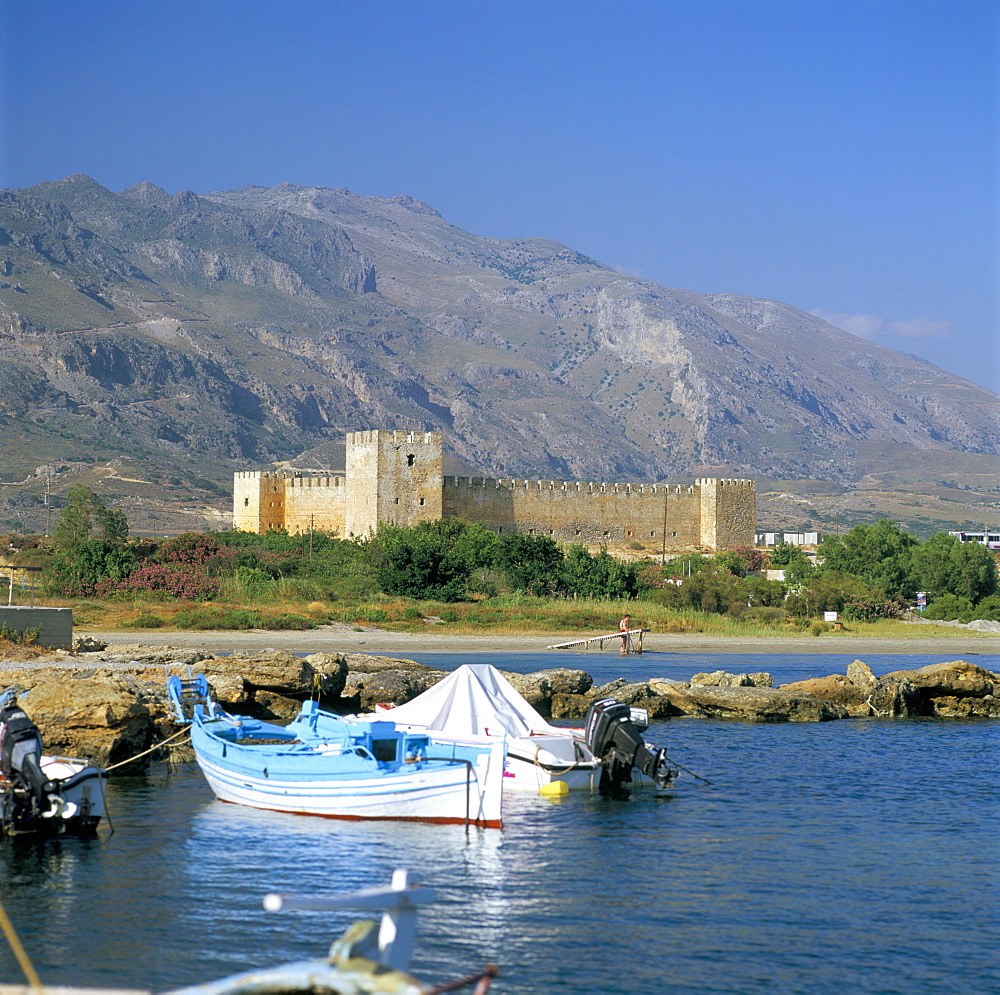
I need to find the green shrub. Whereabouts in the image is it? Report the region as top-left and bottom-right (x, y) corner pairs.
(922, 593), (974, 621)
(971, 594), (1000, 622)
(439, 608), (458, 622)
(842, 597), (906, 622)
(263, 613), (315, 630)
(810, 620), (830, 636)
(402, 605), (423, 620)
(0, 623), (40, 645)
(349, 608), (389, 624)
(173, 607), (263, 630)
(127, 612), (164, 628)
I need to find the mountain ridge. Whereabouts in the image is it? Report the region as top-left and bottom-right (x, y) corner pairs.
(0, 174), (996, 537)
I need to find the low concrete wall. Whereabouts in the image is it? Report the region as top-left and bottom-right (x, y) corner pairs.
(0, 607), (73, 649)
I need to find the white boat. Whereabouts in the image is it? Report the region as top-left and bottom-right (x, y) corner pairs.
(165, 869), (499, 995)
(375, 664), (602, 794)
(168, 674), (505, 828)
(0, 869), (499, 994)
(0, 692), (107, 836)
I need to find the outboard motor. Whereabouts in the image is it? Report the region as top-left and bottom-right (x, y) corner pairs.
(585, 698), (676, 798)
(0, 703), (55, 830)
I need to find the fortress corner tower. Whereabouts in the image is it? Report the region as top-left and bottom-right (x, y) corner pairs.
(344, 429), (444, 537)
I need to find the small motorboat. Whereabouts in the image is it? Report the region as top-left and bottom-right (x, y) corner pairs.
(167, 674), (505, 828)
(0, 691), (107, 837)
(377, 665), (679, 798)
(375, 664), (603, 793)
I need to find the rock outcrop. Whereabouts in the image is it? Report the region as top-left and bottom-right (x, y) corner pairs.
(1, 652), (996, 772)
(198, 649), (350, 699)
(780, 659), (997, 718)
(0, 668), (170, 769)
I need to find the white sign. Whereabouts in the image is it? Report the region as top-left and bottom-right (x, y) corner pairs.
(824, 611), (838, 622)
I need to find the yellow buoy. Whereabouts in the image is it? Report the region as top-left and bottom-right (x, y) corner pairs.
(539, 780), (570, 797)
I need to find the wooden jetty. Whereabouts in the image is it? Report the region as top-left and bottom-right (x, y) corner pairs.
(547, 627), (649, 655)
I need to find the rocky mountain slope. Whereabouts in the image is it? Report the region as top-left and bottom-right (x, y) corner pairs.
(1, 174), (997, 535)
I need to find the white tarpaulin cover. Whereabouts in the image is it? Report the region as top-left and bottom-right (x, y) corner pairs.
(378, 664), (561, 740)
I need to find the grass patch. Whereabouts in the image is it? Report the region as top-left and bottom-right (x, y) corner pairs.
(30, 591), (996, 640)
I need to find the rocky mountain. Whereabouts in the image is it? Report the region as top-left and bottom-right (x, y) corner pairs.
(1, 174), (997, 535)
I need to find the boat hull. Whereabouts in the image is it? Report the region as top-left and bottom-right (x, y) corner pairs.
(190, 723), (504, 828)
(502, 749), (599, 792)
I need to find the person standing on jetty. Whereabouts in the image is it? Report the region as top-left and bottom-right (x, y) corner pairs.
(618, 613), (631, 655)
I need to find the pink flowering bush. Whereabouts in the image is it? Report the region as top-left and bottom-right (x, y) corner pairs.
(156, 533), (224, 566)
(841, 596), (907, 622)
(96, 563), (220, 601)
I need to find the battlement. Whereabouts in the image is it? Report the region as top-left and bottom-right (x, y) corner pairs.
(285, 475), (345, 489)
(444, 476), (698, 496)
(347, 429), (439, 447)
(696, 477), (755, 488)
(234, 470), (292, 481)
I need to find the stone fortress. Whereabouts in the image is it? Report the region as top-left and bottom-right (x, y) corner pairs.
(233, 430), (756, 552)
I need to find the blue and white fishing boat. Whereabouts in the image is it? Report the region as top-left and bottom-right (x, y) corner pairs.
(167, 675), (505, 828)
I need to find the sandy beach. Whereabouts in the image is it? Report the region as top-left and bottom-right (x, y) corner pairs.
(79, 627), (999, 658)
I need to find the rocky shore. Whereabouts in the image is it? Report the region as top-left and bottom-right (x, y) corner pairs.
(1, 643), (997, 772)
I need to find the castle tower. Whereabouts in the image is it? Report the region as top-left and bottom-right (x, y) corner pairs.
(698, 478), (757, 550)
(233, 471), (288, 532)
(344, 430), (444, 537)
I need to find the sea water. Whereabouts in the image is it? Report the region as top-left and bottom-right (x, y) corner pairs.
(1, 652), (997, 994)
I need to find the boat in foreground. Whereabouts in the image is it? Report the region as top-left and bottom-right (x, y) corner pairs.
(0, 869), (499, 995)
(167, 674), (505, 828)
(0, 691), (106, 837)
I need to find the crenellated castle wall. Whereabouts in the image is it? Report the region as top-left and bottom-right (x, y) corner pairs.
(233, 471), (347, 535)
(442, 477), (708, 548)
(233, 430), (756, 551)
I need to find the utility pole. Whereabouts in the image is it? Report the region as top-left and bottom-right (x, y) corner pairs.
(45, 472), (52, 537)
(309, 514), (314, 561)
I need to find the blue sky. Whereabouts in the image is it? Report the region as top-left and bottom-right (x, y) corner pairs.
(2, 0), (997, 392)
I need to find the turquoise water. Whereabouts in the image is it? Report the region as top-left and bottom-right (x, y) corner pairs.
(1, 653), (997, 993)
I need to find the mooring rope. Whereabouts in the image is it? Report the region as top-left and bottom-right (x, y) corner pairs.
(532, 744), (578, 777)
(0, 896), (42, 991)
(104, 725), (191, 772)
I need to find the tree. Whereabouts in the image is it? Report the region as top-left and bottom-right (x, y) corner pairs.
(784, 571), (886, 617)
(492, 534), (564, 597)
(372, 520), (479, 601)
(909, 532), (998, 604)
(673, 564), (747, 614)
(817, 520), (917, 596)
(768, 542), (814, 581)
(53, 485), (129, 550)
(561, 546), (645, 600)
(45, 486), (133, 596)
(375, 541), (470, 601)
(727, 544), (767, 573)
(45, 539), (136, 597)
